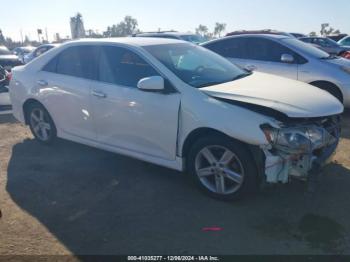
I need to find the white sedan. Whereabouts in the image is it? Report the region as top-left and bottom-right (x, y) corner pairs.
(9, 38), (344, 200)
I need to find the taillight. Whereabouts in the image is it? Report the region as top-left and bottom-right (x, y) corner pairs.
(341, 51), (350, 59)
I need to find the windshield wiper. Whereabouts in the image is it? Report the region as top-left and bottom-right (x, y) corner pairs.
(231, 72), (252, 81)
(197, 81), (226, 88)
(196, 72), (252, 88)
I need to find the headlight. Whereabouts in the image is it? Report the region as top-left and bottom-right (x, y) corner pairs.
(341, 66), (350, 75)
(262, 126), (326, 154)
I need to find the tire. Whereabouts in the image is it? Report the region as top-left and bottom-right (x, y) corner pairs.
(187, 135), (259, 201)
(310, 82), (343, 103)
(27, 102), (57, 144)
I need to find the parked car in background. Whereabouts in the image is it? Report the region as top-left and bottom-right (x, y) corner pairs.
(226, 29), (295, 38)
(299, 37), (350, 56)
(202, 34), (350, 106)
(133, 31), (205, 44)
(9, 38), (343, 200)
(0, 65), (11, 92)
(338, 36), (350, 47)
(0, 45), (23, 72)
(328, 34), (348, 42)
(24, 44), (59, 64)
(12, 46), (35, 63)
(289, 33), (307, 38)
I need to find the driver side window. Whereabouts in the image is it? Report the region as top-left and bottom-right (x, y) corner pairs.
(99, 46), (159, 88)
(245, 38), (295, 63)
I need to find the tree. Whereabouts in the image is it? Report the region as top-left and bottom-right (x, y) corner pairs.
(0, 29), (5, 44)
(195, 24), (209, 38)
(214, 22), (226, 38)
(309, 31), (317, 36)
(104, 16), (139, 37)
(86, 29), (103, 38)
(320, 23), (341, 36)
(70, 13), (86, 39)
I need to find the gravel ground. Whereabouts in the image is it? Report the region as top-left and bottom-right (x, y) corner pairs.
(0, 110), (349, 255)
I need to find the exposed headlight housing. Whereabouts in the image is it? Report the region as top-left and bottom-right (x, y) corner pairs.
(262, 125), (329, 154)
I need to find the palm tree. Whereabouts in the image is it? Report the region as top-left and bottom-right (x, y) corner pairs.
(70, 13), (85, 39)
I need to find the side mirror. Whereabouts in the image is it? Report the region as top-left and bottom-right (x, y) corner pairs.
(137, 76), (164, 91)
(281, 54), (295, 63)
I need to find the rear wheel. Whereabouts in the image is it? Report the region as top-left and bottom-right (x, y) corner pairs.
(27, 103), (57, 144)
(187, 135), (258, 200)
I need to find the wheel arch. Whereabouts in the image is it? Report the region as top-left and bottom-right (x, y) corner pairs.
(181, 127), (265, 178)
(181, 128), (227, 158)
(22, 98), (46, 125)
(309, 80), (343, 102)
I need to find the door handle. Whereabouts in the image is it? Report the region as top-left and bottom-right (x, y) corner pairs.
(245, 64), (257, 71)
(37, 80), (48, 87)
(92, 90), (107, 98)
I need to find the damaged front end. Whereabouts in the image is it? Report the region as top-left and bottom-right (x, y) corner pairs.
(260, 115), (341, 184)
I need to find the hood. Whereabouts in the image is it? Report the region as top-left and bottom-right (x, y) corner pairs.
(201, 72), (344, 118)
(323, 56), (350, 67)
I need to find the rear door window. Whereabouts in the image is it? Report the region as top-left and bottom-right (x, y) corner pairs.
(52, 46), (99, 80)
(205, 38), (247, 59)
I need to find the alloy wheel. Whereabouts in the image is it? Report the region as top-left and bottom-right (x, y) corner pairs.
(195, 145), (245, 195)
(30, 108), (52, 141)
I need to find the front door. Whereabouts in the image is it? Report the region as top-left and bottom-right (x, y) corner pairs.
(91, 46), (181, 160)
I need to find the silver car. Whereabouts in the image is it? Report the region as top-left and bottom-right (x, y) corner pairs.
(202, 34), (350, 107)
(338, 36), (350, 47)
(299, 37), (350, 55)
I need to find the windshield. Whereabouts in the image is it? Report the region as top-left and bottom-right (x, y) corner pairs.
(144, 43), (248, 88)
(324, 38), (340, 47)
(180, 35), (205, 44)
(282, 38), (330, 59)
(0, 47), (11, 55)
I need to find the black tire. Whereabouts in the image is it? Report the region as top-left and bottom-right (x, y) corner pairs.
(26, 102), (57, 144)
(187, 135), (259, 201)
(310, 82), (343, 103)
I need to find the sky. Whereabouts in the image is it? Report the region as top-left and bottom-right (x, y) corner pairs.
(1, 0), (349, 42)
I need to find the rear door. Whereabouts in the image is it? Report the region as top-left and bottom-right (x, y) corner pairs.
(38, 45), (98, 139)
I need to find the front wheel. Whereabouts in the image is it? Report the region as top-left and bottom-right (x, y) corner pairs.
(27, 103), (57, 144)
(187, 135), (259, 200)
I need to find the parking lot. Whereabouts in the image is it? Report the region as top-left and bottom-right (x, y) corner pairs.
(0, 108), (349, 255)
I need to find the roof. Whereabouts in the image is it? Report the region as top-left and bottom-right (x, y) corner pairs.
(62, 37), (188, 47)
(226, 30), (293, 37)
(136, 31), (195, 36)
(202, 34), (289, 46)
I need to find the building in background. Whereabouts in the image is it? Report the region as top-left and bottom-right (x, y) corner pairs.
(70, 13), (85, 39)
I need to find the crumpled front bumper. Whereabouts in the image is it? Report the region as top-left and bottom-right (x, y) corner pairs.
(262, 117), (341, 184)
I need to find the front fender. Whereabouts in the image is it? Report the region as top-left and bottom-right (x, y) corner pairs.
(178, 94), (276, 156)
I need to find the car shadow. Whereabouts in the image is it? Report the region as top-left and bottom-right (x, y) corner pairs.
(6, 138), (350, 255)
